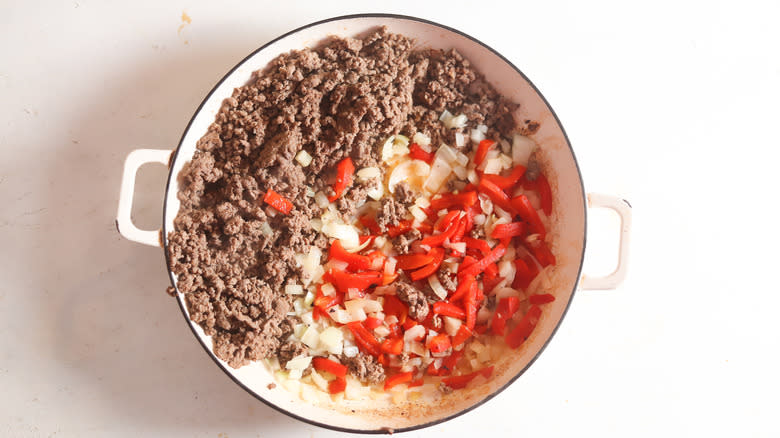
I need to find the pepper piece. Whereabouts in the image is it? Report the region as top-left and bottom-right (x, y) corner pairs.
(505, 305), (542, 349)
(312, 357), (348, 378)
(328, 157), (355, 202)
(432, 301), (467, 320)
(409, 143), (435, 164)
(263, 189), (293, 215)
(409, 247), (445, 281)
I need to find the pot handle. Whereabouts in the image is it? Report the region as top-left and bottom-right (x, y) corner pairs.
(580, 193), (632, 290)
(116, 149), (172, 246)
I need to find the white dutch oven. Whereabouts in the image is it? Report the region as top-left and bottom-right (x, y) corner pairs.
(116, 14), (631, 434)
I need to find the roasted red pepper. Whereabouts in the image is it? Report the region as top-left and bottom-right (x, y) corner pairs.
(432, 301), (467, 319)
(480, 165), (527, 190)
(409, 247), (445, 281)
(490, 222), (526, 239)
(491, 296), (520, 336)
(429, 191), (478, 211)
(473, 139), (495, 166)
(328, 376), (347, 394)
(263, 189), (293, 215)
(383, 295), (408, 325)
(458, 242), (507, 278)
(477, 177), (513, 212)
(328, 157), (355, 202)
(395, 253), (434, 271)
(409, 143), (435, 164)
(463, 237), (491, 257)
(510, 194), (546, 238)
(330, 269), (382, 294)
(505, 305), (542, 349)
(363, 317), (384, 329)
(380, 337), (404, 355)
(359, 215), (381, 234)
(442, 366), (494, 389)
(386, 219), (413, 238)
(384, 371), (414, 390)
(529, 293), (555, 305)
(526, 239), (556, 267)
(312, 357), (348, 378)
(451, 324), (473, 348)
(346, 321), (382, 356)
(426, 333), (452, 353)
(449, 274), (476, 302)
(328, 239), (373, 271)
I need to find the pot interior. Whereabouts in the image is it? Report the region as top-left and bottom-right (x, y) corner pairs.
(163, 14), (586, 433)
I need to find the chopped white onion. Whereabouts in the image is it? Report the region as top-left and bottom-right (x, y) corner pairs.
(427, 275), (448, 300)
(436, 144), (459, 164)
(477, 124), (488, 133)
(374, 326), (391, 338)
(366, 183), (384, 201)
(404, 325), (426, 342)
(285, 284), (303, 295)
(473, 214), (486, 226)
(388, 159), (430, 193)
(445, 113), (468, 129)
(455, 132), (466, 147)
(343, 345), (359, 358)
(439, 109), (453, 123)
(356, 167), (381, 181)
(452, 165), (468, 180)
(498, 260), (516, 284)
(414, 196), (431, 208)
(285, 355), (312, 371)
(321, 221), (360, 249)
(467, 168), (479, 184)
(301, 326), (320, 349)
(319, 327), (344, 355)
(424, 156), (452, 193)
(310, 370), (329, 392)
(500, 138), (511, 154)
(412, 131), (431, 147)
(320, 283), (336, 297)
(295, 150), (313, 167)
(512, 134), (536, 166)
(443, 316), (462, 337)
(470, 128), (486, 143)
(314, 191), (329, 208)
(483, 158), (503, 175)
(409, 205), (428, 223)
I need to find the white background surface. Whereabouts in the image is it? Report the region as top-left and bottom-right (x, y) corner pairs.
(1, 0), (779, 436)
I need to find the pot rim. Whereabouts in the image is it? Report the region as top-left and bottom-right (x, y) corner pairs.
(161, 12), (587, 434)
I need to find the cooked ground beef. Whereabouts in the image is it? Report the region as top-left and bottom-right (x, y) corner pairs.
(393, 182), (417, 205)
(376, 196), (407, 232)
(167, 27), (519, 376)
(438, 265), (458, 292)
(392, 228), (422, 255)
(395, 280), (429, 321)
(341, 353), (385, 384)
(277, 341), (309, 368)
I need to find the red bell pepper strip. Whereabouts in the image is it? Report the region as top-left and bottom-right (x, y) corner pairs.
(409, 143), (434, 164)
(330, 269), (382, 294)
(536, 174), (553, 216)
(377, 353), (389, 367)
(359, 215), (381, 234)
(416, 222), (434, 235)
(491, 296), (521, 336)
(480, 165), (527, 190)
(473, 139), (495, 166)
(263, 189), (293, 215)
(328, 376), (347, 394)
(463, 238), (491, 257)
(458, 243), (507, 278)
(505, 305), (542, 349)
(490, 222), (526, 239)
(313, 294), (340, 310)
(327, 157), (355, 202)
(381, 258), (397, 286)
(433, 301), (467, 319)
(429, 191), (478, 212)
(460, 255), (478, 272)
(312, 306), (330, 322)
(386, 219), (413, 238)
(449, 275), (475, 302)
(426, 334), (452, 353)
(510, 194), (546, 238)
(409, 247), (445, 281)
(380, 337), (404, 355)
(477, 177), (513, 212)
(384, 371), (414, 390)
(451, 324), (473, 348)
(527, 240), (556, 267)
(450, 216), (468, 243)
(442, 366), (494, 389)
(312, 357), (348, 378)
(364, 317), (384, 329)
(439, 349), (463, 376)
(408, 379), (424, 388)
(402, 318), (417, 332)
(473, 324), (489, 335)
(529, 293), (556, 305)
(512, 258), (535, 291)
(346, 321), (382, 356)
(482, 264), (502, 295)
(434, 210), (461, 232)
(464, 284), (480, 330)
(395, 253), (434, 271)
(383, 295), (408, 325)
(328, 240), (373, 271)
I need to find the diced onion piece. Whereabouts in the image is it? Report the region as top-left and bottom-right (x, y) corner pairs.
(498, 260), (516, 284)
(427, 275), (447, 300)
(436, 144), (459, 164)
(445, 113), (467, 129)
(301, 326), (320, 349)
(344, 300), (367, 322)
(295, 150), (313, 167)
(424, 156), (452, 193)
(467, 168), (479, 184)
(309, 218), (323, 232)
(512, 134), (536, 166)
(304, 289), (315, 307)
(285, 355), (312, 371)
(412, 131), (431, 147)
(455, 132), (466, 147)
(310, 370), (329, 392)
(494, 205), (513, 222)
(473, 214), (486, 226)
(259, 221), (273, 237)
(305, 186), (315, 198)
(499, 153), (514, 169)
(366, 182), (384, 201)
(439, 109), (453, 123)
(479, 195), (494, 215)
(470, 128), (486, 143)
(415, 196), (431, 208)
(483, 158), (503, 175)
(452, 165), (468, 180)
(443, 316), (462, 336)
(448, 241), (466, 253)
(388, 159), (430, 193)
(494, 287), (522, 300)
(455, 151), (469, 167)
(404, 324), (427, 342)
(285, 284), (303, 295)
(409, 205), (428, 223)
(345, 236), (373, 254)
(319, 327), (344, 355)
(500, 138), (511, 154)
(320, 283), (336, 297)
(288, 369), (303, 380)
(343, 345), (359, 358)
(409, 341), (427, 357)
(374, 326), (391, 338)
(477, 124), (488, 133)
(315, 191), (330, 208)
(357, 166), (381, 181)
(321, 222), (360, 250)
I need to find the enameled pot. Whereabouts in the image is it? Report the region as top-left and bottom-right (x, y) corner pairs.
(116, 14), (631, 434)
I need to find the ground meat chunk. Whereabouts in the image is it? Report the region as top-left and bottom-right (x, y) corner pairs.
(392, 228), (421, 255)
(375, 196), (407, 232)
(395, 281), (429, 321)
(337, 182), (369, 219)
(437, 265), (458, 292)
(393, 182), (416, 205)
(341, 353), (385, 384)
(277, 341), (308, 368)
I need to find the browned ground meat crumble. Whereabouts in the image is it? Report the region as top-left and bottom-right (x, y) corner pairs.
(167, 27), (530, 375)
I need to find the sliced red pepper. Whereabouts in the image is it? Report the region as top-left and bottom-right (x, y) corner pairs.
(491, 296), (521, 336)
(464, 283), (480, 330)
(401, 318), (417, 331)
(429, 191), (478, 211)
(505, 305), (542, 349)
(395, 253), (434, 271)
(312, 306), (330, 322)
(346, 321), (382, 356)
(439, 349), (463, 376)
(463, 238), (491, 257)
(449, 275), (476, 302)
(381, 258), (398, 286)
(383, 295), (408, 325)
(473, 139), (495, 166)
(263, 189), (293, 215)
(473, 323), (489, 335)
(536, 174), (553, 216)
(426, 333), (452, 353)
(384, 371), (414, 390)
(420, 216), (461, 248)
(409, 247), (445, 281)
(477, 177), (513, 212)
(512, 258), (535, 291)
(313, 293), (340, 310)
(529, 293), (556, 305)
(328, 239), (373, 271)
(481, 165), (527, 190)
(482, 264), (502, 295)
(416, 222), (434, 235)
(377, 353), (389, 367)
(432, 301), (467, 319)
(409, 143), (435, 164)
(330, 269), (382, 294)
(327, 157), (355, 202)
(510, 194), (546, 238)
(434, 210), (461, 232)
(526, 239), (556, 267)
(460, 255), (478, 272)
(359, 215), (381, 234)
(380, 337), (404, 355)
(328, 376), (346, 394)
(386, 219), (413, 238)
(312, 357), (348, 378)
(450, 216), (468, 243)
(458, 243), (507, 278)
(408, 379), (424, 388)
(490, 222), (526, 239)
(442, 366), (494, 389)
(426, 362), (444, 376)
(451, 324), (473, 348)
(364, 317), (384, 329)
